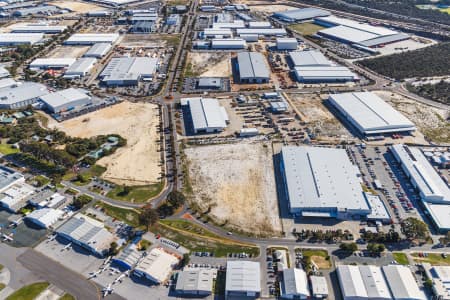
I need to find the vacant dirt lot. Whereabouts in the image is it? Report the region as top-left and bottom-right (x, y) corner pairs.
(47, 101), (161, 185)
(187, 52), (231, 77)
(49, 1), (102, 13)
(185, 142), (282, 236)
(46, 46), (89, 58)
(250, 4), (297, 14)
(376, 90), (450, 144)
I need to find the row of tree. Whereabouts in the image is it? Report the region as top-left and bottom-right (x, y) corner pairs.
(407, 80), (450, 104)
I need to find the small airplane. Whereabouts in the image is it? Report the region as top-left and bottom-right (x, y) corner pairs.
(61, 242), (72, 251)
(114, 273), (127, 284)
(88, 271), (99, 279)
(2, 233), (13, 242)
(47, 234), (57, 242)
(102, 284), (113, 297)
(103, 256), (112, 266)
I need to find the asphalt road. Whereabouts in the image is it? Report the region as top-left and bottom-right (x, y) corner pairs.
(17, 249), (125, 300)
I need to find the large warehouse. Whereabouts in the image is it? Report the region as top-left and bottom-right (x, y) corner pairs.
(99, 57), (158, 86)
(225, 261), (261, 299)
(0, 81), (48, 109)
(64, 57), (97, 78)
(29, 58), (76, 70)
(83, 43), (112, 58)
(328, 92), (416, 136)
(281, 268), (309, 299)
(289, 50), (358, 83)
(315, 16), (409, 48)
(0, 183), (34, 213)
(25, 208), (64, 229)
(175, 269), (215, 296)
(180, 97), (228, 134)
(211, 38), (247, 49)
(56, 214), (115, 257)
(134, 248), (179, 284)
(280, 146), (371, 219)
(65, 33), (120, 45)
(40, 88), (92, 113)
(10, 24), (67, 33)
(337, 265), (425, 300)
(0, 33), (43, 45)
(390, 144), (450, 232)
(236, 28), (287, 37)
(236, 52), (270, 84)
(272, 7), (330, 23)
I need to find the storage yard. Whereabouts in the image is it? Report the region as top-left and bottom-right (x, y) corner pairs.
(47, 101), (161, 185)
(184, 142), (282, 236)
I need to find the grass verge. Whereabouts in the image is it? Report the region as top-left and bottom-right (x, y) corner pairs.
(96, 202), (141, 227)
(0, 144), (19, 155)
(392, 252), (409, 265)
(59, 294), (75, 300)
(411, 252), (450, 265)
(6, 282), (49, 300)
(106, 182), (163, 203)
(288, 23), (325, 36)
(299, 248), (331, 269)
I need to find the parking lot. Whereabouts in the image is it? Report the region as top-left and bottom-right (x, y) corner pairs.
(0, 210), (47, 248)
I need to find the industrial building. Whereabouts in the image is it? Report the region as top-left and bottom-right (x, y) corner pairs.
(225, 261), (261, 299)
(113, 245), (142, 270)
(134, 248), (179, 284)
(382, 265), (425, 300)
(83, 43), (112, 58)
(10, 24), (67, 33)
(65, 33), (119, 45)
(99, 57), (158, 86)
(0, 33), (43, 45)
(180, 97), (228, 134)
(280, 146), (371, 219)
(423, 264), (450, 300)
(272, 7), (331, 23)
(175, 269), (215, 295)
(236, 28), (287, 37)
(0, 81), (48, 109)
(40, 88), (92, 113)
(197, 77), (223, 89)
(211, 38), (246, 49)
(64, 58), (97, 79)
(248, 21), (272, 29)
(280, 268), (309, 299)
(289, 50), (358, 82)
(56, 214), (115, 257)
(203, 28), (233, 38)
(310, 276), (329, 299)
(276, 38), (298, 50)
(315, 16), (409, 48)
(13, 5), (60, 17)
(25, 208), (64, 228)
(0, 183), (34, 213)
(212, 20), (245, 29)
(236, 52), (270, 84)
(390, 144), (450, 232)
(29, 192), (66, 209)
(365, 193), (391, 223)
(0, 166), (25, 192)
(29, 58), (76, 70)
(328, 92), (416, 136)
(166, 14), (180, 26)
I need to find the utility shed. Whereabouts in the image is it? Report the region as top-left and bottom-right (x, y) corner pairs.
(0, 33), (43, 45)
(65, 33), (119, 45)
(237, 52), (270, 84)
(0, 81), (48, 109)
(25, 208), (63, 228)
(64, 57), (97, 78)
(40, 88), (92, 113)
(83, 43), (112, 58)
(280, 268), (309, 299)
(225, 261), (261, 299)
(56, 214), (115, 257)
(180, 97), (228, 134)
(272, 7), (330, 22)
(99, 57), (158, 86)
(134, 248), (179, 284)
(310, 276), (328, 299)
(280, 146), (370, 219)
(175, 269), (215, 295)
(329, 92), (415, 135)
(382, 265), (425, 300)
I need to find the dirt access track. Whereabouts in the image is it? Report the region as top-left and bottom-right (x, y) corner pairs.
(184, 142), (282, 236)
(47, 101), (162, 186)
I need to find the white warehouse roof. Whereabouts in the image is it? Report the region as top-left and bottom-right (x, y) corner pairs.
(317, 16), (398, 36)
(64, 57), (97, 76)
(328, 92), (415, 135)
(237, 28), (287, 36)
(175, 269), (215, 294)
(225, 261), (261, 294)
(65, 33), (119, 45)
(237, 52), (270, 80)
(281, 268), (309, 298)
(359, 265), (391, 299)
(181, 97), (228, 133)
(0, 183), (34, 212)
(0, 81), (48, 109)
(289, 50), (332, 67)
(134, 248), (179, 283)
(294, 66), (358, 82)
(0, 33), (43, 45)
(100, 57), (158, 84)
(30, 58), (76, 69)
(26, 208), (63, 228)
(272, 7), (330, 22)
(281, 146), (370, 217)
(83, 43), (112, 58)
(382, 265), (426, 300)
(40, 88), (91, 112)
(337, 265), (368, 299)
(310, 276), (328, 298)
(10, 24), (67, 33)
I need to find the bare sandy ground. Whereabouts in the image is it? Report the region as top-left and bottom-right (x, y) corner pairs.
(250, 4), (297, 14)
(48, 1), (102, 13)
(375, 91), (449, 144)
(46, 46), (89, 59)
(185, 142), (282, 236)
(187, 52), (231, 77)
(47, 101), (161, 185)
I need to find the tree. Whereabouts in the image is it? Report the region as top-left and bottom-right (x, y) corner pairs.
(119, 185), (132, 196)
(72, 194), (93, 209)
(109, 241), (119, 255)
(367, 243), (385, 255)
(139, 207), (159, 230)
(340, 242), (358, 253)
(180, 253), (190, 268)
(402, 217), (429, 241)
(167, 191), (186, 209)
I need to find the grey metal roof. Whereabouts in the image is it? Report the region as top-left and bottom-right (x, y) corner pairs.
(337, 265), (368, 299)
(84, 43), (112, 58)
(100, 57), (158, 82)
(237, 28), (287, 36)
(237, 52), (270, 79)
(282, 268), (309, 298)
(39, 88), (91, 108)
(0, 166), (24, 192)
(0, 33), (43, 45)
(181, 97), (227, 131)
(65, 58), (97, 74)
(225, 261), (261, 293)
(65, 33), (119, 45)
(310, 276), (328, 296)
(289, 50), (331, 67)
(115, 247), (141, 268)
(272, 7), (330, 21)
(294, 66), (358, 81)
(359, 33), (410, 47)
(13, 5), (59, 16)
(328, 92), (415, 135)
(198, 77), (222, 88)
(382, 265), (425, 300)
(175, 269), (214, 293)
(359, 265), (391, 299)
(11, 24), (67, 33)
(281, 146), (370, 214)
(0, 82), (48, 106)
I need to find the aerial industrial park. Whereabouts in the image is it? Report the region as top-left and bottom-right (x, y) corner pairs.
(0, 0), (448, 299)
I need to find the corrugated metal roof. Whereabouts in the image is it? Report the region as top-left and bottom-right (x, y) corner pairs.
(337, 265), (368, 299)
(84, 43), (112, 57)
(182, 97), (227, 131)
(134, 248), (179, 283)
(237, 28), (287, 36)
(282, 268), (309, 298)
(225, 261), (261, 293)
(319, 25), (379, 44)
(175, 269), (214, 292)
(65, 33), (119, 45)
(0, 82), (48, 106)
(328, 92), (415, 134)
(40, 88), (91, 108)
(30, 58), (76, 68)
(310, 276), (328, 296)
(0, 33), (43, 44)
(237, 52), (270, 79)
(382, 265), (425, 300)
(100, 57), (157, 82)
(294, 66), (358, 81)
(272, 7), (330, 21)
(65, 57), (97, 74)
(316, 16), (398, 36)
(289, 50), (332, 67)
(359, 265), (391, 299)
